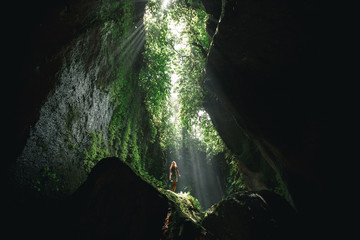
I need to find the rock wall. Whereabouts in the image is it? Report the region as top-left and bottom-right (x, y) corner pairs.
(201, 0), (345, 237)
(6, 0), (148, 197)
(15, 35), (113, 194)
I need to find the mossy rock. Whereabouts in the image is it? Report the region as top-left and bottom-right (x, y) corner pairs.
(160, 190), (213, 240)
(161, 190), (204, 223)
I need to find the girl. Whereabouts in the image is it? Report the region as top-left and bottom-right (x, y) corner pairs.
(169, 161), (181, 192)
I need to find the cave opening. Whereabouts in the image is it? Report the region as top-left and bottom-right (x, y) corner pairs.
(10, 0), (244, 212)
(4, 0), (344, 238)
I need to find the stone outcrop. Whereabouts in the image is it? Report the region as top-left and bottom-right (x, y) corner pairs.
(202, 190), (297, 240)
(161, 190), (211, 240)
(68, 157), (169, 239)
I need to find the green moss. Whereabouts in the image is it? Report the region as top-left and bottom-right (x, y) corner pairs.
(161, 190), (204, 223)
(223, 151), (246, 195)
(159, 189), (207, 239)
(274, 173), (295, 208)
(82, 0), (153, 175)
(83, 132), (111, 172)
(32, 166), (64, 194)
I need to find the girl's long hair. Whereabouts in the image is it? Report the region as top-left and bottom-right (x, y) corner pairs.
(170, 161), (177, 169)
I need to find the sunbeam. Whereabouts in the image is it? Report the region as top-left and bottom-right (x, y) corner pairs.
(141, 0), (225, 209)
(166, 48), (224, 209)
(114, 20), (145, 56)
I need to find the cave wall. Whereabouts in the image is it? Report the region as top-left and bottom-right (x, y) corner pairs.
(201, 0), (345, 235)
(15, 34), (113, 193)
(5, 0), (151, 197)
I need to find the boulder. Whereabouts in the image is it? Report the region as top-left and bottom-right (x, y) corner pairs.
(161, 190), (212, 240)
(68, 157), (169, 239)
(202, 190), (297, 240)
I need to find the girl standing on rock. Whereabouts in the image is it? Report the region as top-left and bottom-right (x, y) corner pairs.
(169, 161), (181, 192)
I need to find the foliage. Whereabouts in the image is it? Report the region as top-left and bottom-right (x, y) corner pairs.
(224, 151), (246, 195)
(169, 1), (211, 129)
(139, 0), (246, 201)
(83, 132), (111, 172)
(33, 166), (61, 192)
(141, 0), (224, 159)
(186, 191), (203, 212)
(135, 166), (168, 190)
(77, 0), (167, 187)
(81, 0), (246, 199)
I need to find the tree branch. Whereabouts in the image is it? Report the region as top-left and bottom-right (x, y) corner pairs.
(190, 42), (207, 57)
